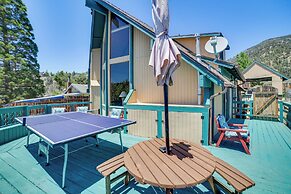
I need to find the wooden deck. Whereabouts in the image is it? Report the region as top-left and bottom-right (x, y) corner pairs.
(0, 119), (290, 194)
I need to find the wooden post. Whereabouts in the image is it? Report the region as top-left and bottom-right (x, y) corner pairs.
(279, 101), (283, 123)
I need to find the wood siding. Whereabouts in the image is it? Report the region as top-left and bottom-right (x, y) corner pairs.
(174, 37), (220, 58)
(162, 112), (202, 145)
(133, 28), (198, 105)
(213, 85), (223, 135)
(127, 109), (157, 138)
(126, 109), (203, 145)
(90, 48), (101, 111)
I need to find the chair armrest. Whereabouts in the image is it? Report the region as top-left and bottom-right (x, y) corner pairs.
(229, 123), (248, 128)
(218, 128), (248, 133)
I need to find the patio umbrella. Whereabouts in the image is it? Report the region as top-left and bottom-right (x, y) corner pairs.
(149, 0), (181, 155)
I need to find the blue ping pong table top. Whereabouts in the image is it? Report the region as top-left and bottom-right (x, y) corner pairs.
(16, 112), (135, 145)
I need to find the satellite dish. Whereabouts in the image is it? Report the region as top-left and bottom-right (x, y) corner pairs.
(205, 36), (228, 57)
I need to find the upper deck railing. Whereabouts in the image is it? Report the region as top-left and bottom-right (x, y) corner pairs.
(0, 102), (91, 145)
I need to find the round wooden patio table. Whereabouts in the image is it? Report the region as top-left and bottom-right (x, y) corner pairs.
(124, 138), (216, 193)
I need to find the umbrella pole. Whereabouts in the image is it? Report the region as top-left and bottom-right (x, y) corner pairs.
(163, 84), (170, 154)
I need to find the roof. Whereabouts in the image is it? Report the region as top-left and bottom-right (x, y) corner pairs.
(64, 84), (88, 94)
(171, 32), (223, 39)
(243, 61), (289, 80)
(172, 41), (244, 81)
(283, 79), (291, 84)
(86, 0), (233, 88)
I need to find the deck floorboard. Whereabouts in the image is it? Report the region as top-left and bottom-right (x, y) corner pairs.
(0, 120), (290, 194)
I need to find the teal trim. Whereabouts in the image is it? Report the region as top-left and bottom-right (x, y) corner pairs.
(125, 103), (210, 145)
(85, 0), (107, 16)
(129, 25), (134, 89)
(125, 104), (209, 113)
(123, 89), (135, 105)
(157, 111), (163, 138)
(279, 101), (283, 122)
(221, 67), (232, 80)
(123, 108), (128, 133)
(201, 111), (209, 145)
(104, 11), (109, 116)
(199, 74), (211, 88)
(232, 100), (253, 119)
(180, 53), (223, 86)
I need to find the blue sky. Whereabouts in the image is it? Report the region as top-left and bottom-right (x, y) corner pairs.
(23, 0), (291, 72)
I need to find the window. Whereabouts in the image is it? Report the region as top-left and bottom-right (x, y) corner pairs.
(110, 14), (129, 59)
(110, 62), (129, 106)
(109, 14), (130, 106)
(110, 27), (129, 58)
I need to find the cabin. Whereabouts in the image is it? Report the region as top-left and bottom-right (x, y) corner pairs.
(243, 61), (288, 96)
(64, 84), (89, 94)
(85, 0), (244, 145)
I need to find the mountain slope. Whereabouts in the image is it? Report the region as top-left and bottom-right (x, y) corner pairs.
(229, 34), (291, 78)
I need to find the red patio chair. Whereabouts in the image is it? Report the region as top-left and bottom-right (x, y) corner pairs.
(215, 114), (251, 154)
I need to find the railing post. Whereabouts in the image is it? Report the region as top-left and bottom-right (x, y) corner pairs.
(279, 101), (283, 123)
(157, 111), (163, 138)
(250, 101), (253, 119)
(123, 108), (128, 134)
(201, 109), (209, 146)
(23, 106), (29, 116)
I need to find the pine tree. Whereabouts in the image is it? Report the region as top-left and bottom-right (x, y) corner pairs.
(236, 52), (252, 70)
(0, 0), (44, 105)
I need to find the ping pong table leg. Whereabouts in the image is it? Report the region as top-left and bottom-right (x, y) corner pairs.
(26, 130), (31, 147)
(96, 134), (100, 146)
(62, 144), (68, 188)
(119, 128), (123, 152)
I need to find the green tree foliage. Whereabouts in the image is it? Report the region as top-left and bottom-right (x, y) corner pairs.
(0, 0), (44, 104)
(110, 81), (129, 106)
(236, 52), (252, 70)
(42, 71), (88, 95)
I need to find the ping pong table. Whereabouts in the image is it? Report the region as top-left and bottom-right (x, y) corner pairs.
(16, 112), (136, 188)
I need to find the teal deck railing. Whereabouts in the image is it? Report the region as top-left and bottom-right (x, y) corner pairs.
(232, 100), (253, 119)
(0, 102), (91, 145)
(279, 101), (291, 128)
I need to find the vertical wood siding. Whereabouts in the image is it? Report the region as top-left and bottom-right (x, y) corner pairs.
(213, 84), (223, 135)
(127, 109), (157, 138)
(162, 112), (203, 145)
(133, 28), (198, 105)
(90, 49), (101, 111)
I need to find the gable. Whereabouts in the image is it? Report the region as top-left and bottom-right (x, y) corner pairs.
(244, 63), (280, 79)
(86, 0), (234, 87)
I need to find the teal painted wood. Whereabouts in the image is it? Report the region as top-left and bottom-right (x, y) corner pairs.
(123, 89), (135, 104)
(123, 108), (128, 134)
(0, 124), (26, 145)
(1, 119), (290, 193)
(201, 111), (209, 145)
(104, 10), (109, 116)
(199, 74), (211, 88)
(157, 111), (163, 138)
(129, 25), (134, 90)
(232, 100), (253, 119)
(279, 101), (284, 122)
(125, 103), (209, 113)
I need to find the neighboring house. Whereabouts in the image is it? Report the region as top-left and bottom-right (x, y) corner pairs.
(64, 84), (89, 94)
(85, 0), (243, 145)
(243, 61), (288, 95)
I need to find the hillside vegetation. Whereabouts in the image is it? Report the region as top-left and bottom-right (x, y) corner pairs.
(41, 71), (88, 96)
(229, 34), (291, 78)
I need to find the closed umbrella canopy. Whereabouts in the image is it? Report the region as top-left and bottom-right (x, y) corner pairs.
(149, 0), (181, 86)
(149, 0), (181, 158)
